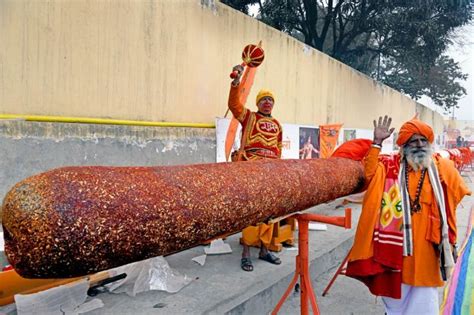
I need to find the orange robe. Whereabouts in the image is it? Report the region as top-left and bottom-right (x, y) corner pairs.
(347, 146), (471, 296)
(227, 84), (283, 246)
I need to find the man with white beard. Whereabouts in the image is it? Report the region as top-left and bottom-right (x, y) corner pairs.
(345, 116), (471, 315)
(402, 134), (433, 172)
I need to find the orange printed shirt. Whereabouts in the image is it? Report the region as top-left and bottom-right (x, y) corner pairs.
(228, 85), (282, 160)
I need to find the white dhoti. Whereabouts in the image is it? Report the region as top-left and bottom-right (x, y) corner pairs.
(382, 284), (438, 315)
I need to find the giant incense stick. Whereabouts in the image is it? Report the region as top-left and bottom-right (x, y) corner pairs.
(2, 158), (364, 278)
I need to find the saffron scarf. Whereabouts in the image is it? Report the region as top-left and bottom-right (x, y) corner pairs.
(372, 157), (454, 287)
(373, 156), (403, 270)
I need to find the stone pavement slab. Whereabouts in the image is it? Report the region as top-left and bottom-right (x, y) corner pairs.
(87, 198), (360, 315)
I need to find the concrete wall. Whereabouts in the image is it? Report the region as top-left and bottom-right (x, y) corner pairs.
(0, 0), (448, 200)
(416, 103), (445, 135)
(0, 120), (215, 200)
(0, 0), (443, 132)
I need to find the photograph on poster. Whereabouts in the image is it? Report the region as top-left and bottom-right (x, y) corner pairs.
(299, 127), (320, 159)
(343, 129), (356, 142)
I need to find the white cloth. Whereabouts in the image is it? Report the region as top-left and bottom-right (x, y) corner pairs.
(399, 160), (454, 280)
(382, 284), (438, 315)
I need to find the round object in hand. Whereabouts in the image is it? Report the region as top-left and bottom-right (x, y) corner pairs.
(242, 44), (264, 68)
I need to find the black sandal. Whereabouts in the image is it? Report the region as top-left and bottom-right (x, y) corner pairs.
(241, 257), (254, 272)
(259, 252), (281, 265)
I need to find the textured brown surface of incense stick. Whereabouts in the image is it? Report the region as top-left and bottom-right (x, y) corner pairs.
(1, 158), (364, 278)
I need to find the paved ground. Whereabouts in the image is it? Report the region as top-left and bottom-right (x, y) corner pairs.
(278, 266), (386, 314)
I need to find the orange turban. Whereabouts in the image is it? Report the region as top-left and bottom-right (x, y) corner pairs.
(396, 118), (434, 146)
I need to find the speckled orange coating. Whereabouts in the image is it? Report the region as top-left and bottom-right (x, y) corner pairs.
(1, 158), (364, 278)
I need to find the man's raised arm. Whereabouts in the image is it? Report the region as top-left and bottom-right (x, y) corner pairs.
(227, 64), (246, 121)
(364, 115), (395, 181)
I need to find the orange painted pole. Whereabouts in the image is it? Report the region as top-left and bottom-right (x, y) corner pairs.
(322, 250), (351, 297)
(299, 218), (319, 315)
(322, 208), (352, 297)
(271, 261), (300, 315)
(272, 208), (352, 315)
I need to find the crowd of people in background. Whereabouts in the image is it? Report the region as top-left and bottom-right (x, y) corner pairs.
(456, 135), (471, 148)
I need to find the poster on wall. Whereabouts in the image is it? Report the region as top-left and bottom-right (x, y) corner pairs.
(350, 128), (372, 140)
(341, 128), (395, 154)
(435, 133), (447, 150)
(215, 118), (241, 163)
(217, 119), (435, 161)
(343, 129), (357, 142)
(216, 118), (419, 161)
(319, 124), (343, 158)
(299, 127), (320, 159)
(281, 124), (300, 160)
(215, 118), (300, 162)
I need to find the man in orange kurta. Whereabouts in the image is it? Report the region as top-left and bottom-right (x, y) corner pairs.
(346, 116), (471, 314)
(228, 64), (283, 272)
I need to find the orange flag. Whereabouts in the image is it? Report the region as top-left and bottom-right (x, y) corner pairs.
(224, 66), (258, 161)
(319, 124), (343, 158)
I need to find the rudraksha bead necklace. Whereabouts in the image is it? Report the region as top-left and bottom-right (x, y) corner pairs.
(405, 161), (427, 214)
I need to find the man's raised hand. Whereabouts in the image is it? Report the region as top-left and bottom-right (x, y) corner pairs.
(231, 64), (244, 86)
(373, 115), (395, 145)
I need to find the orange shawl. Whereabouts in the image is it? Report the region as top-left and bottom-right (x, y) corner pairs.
(346, 147), (471, 298)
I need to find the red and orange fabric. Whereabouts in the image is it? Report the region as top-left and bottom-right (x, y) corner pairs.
(346, 146), (471, 298)
(458, 147), (472, 170)
(331, 139), (372, 161)
(241, 223), (274, 247)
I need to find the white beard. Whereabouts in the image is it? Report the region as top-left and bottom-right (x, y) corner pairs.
(402, 144), (433, 171)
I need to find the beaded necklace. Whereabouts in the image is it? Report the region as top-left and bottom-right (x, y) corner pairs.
(404, 160), (427, 214)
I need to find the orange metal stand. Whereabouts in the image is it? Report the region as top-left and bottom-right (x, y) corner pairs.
(322, 250), (351, 296)
(272, 208), (352, 315)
